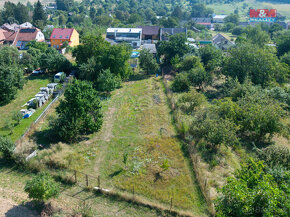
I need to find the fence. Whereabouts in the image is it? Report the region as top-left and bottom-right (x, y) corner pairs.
(53, 168), (196, 217)
(15, 77), (70, 148)
(162, 75), (216, 215)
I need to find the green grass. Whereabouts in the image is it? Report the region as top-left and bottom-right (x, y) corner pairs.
(31, 77), (208, 215)
(0, 74), (51, 141)
(89, 77), (207, 214)
(208, 0), (290, 21)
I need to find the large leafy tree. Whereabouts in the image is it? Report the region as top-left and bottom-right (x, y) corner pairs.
(25, 172), (60, 202)
(157, 33), (190, 65)
(216, 159), (289, 217)
(0, 135), (15, 160)
(51, 80), (103, 142)
(198, 45), (222, 72)
(74, 34), (131, 80)
(223, 43), (288, 87)
(0, 46), (24, 105)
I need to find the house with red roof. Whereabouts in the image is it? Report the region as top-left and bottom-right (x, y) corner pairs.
(3, 28), (45, 49)
(50, 28), (79, 49)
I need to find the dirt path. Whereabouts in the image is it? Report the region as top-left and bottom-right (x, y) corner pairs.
(93, 89), (124, 175)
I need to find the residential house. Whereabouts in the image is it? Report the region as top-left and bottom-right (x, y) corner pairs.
(212, 33), (235, 50)
(20, 22), (33, 28)
(1, 23), (20, 32)
(106, 28), (142, 48)
(4, 28), (45, 49)
(0, 29), (8, 44)
(138, 26), (160, 41)
(159, 28), (187, 41)
(213, 15), (228, 23)
(50, 28), (79, 49)
(192, 18), (212, 29)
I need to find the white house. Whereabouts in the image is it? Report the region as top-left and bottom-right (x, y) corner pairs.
(106, 28), (142, 48)
(213, 15), (228, 23)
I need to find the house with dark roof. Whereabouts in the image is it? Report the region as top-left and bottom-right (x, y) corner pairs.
(138, 26), (160, 40)
(106, 28), (142, 48)
(3, 28), (45, 49)
(160, 28), (187, 41)
(192, 18), (212, 29)
(212, 33), (235, 50)
(50, 28), (79, 49)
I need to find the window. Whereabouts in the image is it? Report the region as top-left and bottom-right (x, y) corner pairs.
(59, 35), (62, 38)
(53, 35), (56, 38)
(57, 45), (59, 48)
(66, 35), (69, 39)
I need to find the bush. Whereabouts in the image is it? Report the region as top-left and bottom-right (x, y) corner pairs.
(216, 159), (289, 217)
(25, 172), (60, 202)
(171, 73), (190, 92)
(176, 89), (206, 114)
(139, 49), (159, 74)
(256, 146), (290, 170)
(96, 69), (122, 92)
(187, 66), (212, 90)
(0, 136), (15, 159)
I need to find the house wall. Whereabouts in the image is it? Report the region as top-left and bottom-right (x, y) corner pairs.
(50, 29), (79, 49)
(36, 31), (45, 42)
(70, 29), (79, 47)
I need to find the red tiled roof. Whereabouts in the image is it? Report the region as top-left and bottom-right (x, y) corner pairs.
(12, 28), (42, 46)
(50, 28), (74, 40)
(197, 23), (211, 25)
(3, 31), (16, 41)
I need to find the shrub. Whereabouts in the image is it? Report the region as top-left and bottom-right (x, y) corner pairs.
(96, 69), (122, 92)
(176, 89), (206, 114)
(0, 135), (15, 159)
(187, 66), (212, 90)
(24, 172), (60, 202)
(256, 146), (290, 170)
(171, 73), (190, 92)
(216, 159), (289, 217)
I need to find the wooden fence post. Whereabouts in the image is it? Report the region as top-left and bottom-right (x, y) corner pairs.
(170, 197), (173, 211)
(98, 176), (100, 188)
(86, 174), (89, 187)
(74, 170), (77, 183)
(133, 185), (135, 200)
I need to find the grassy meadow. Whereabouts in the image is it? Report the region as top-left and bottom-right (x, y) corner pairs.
(208, 0), (290, 21)
(25, 76), (208, 215)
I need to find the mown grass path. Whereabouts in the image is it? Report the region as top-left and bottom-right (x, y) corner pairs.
(89, 77), (207, 215)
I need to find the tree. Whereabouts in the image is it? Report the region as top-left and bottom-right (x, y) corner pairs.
(15, 3), (30, 24)
(198, 45), (222, 72)
(223, 43), (288, 87)
(157, 33), (190, 65)
(25, 172), (60, 202)
(275, 30), (290, 57)
(191, 3), (213, 18)
(216, 159), (288, 217)
(89, 7), (96, 21)
(58, 14), (67, 26)
(33, 1), (46, 27)
(244, 26), (270, 47)
(96, 69), (122, 92)
(0, 46), (24, 106)
(51, 80), (103, 142)
(224, 13), (239, 25)
(188, 66), (212, 90)
(139, 49), (159, 74)
(0, 135), (15, 160)
(171, 6), (183, 20)
(280, 52), (290, 66)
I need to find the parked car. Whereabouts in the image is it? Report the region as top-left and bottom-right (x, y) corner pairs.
(32, 69), (44, 75)
(54, 72), (66, 83)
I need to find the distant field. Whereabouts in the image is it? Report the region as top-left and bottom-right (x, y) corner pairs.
(208, 0), (290, 21)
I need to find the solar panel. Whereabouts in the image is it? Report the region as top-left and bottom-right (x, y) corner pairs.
(20, 28), (36, 33)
